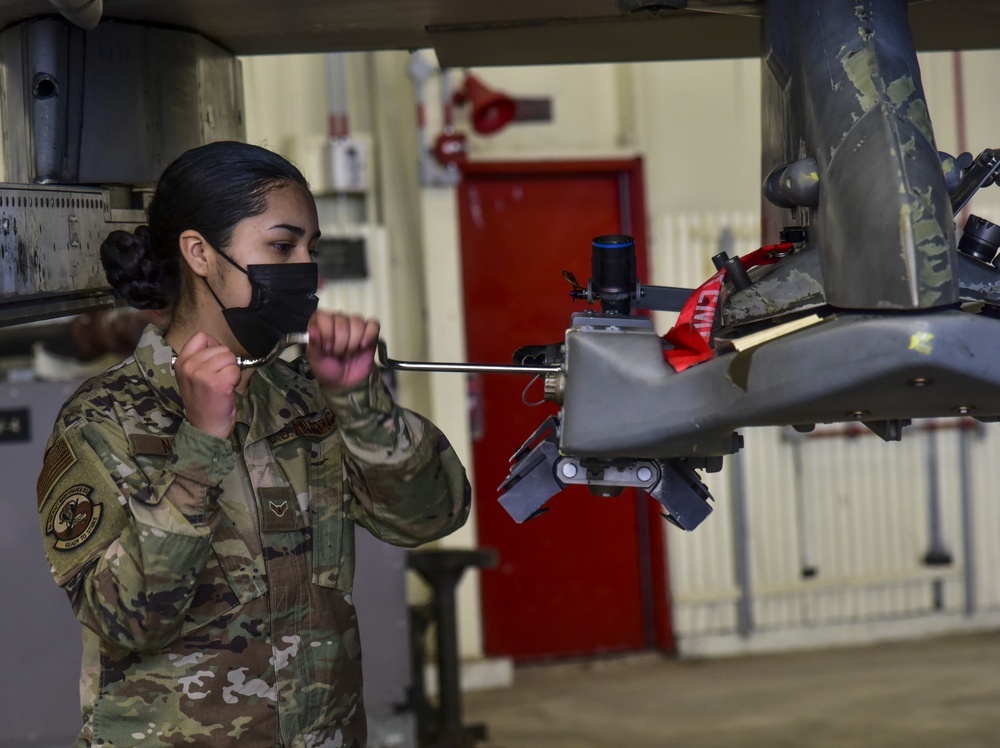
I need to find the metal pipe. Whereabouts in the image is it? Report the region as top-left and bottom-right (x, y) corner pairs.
(922, 426), (952, 612)
(173, 333), (558, 375)
(377, 339), (559, 375)
(952, 51), (970, 227)
(788, 429), (817, 578)
(958, 423), (976, 616)
(674, 569), (957, 603)
(922, 427), (952, 565)
(324, 53), (350, 139)
(728, 452), (754, 638)
(440, 67), (455, 133)
(406, 52), (436, 186)
(634, 493), (656, 648)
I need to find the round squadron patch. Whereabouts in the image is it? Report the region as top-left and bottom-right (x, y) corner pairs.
(46, 485), (103, 551)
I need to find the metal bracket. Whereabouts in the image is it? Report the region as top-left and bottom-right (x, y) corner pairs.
(644, 459), (715, 531)
(498, 416), (565, 523)
(950, 148), (1000, 215)
(862, 419), (911, 442)
(498, 414), (716, 530)
(554, 457), (660, 493)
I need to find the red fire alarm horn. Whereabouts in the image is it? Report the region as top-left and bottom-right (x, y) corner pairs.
(457, 73), (517, 135)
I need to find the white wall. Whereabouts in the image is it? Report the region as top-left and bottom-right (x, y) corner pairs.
(921, 50), (1000, 158)
(242, 56), (329, 181)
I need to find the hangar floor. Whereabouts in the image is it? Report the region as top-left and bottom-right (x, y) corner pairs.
(464, 631), (1000, 748)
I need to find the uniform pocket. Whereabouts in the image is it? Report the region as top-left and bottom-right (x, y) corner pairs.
(179, 520), (266, 635)
(309, 439), (353, 592)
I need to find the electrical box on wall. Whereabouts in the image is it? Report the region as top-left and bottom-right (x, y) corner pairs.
(315, 226), (396, 349)
(316, 236), (368, 281)
(329, 135), (371, 193)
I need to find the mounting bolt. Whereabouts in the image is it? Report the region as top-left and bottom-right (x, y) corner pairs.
(636, 466), (653, 482)
(849, 411), (868, 420)
(909, 377), (931, 388)
(560, 462), (578, 479)
(954, 406), (973, 415)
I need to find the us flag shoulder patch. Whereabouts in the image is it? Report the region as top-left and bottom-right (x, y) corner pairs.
(37, 436), (76, 508)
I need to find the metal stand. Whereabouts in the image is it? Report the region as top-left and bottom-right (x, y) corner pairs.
(407, 549), (498, 748)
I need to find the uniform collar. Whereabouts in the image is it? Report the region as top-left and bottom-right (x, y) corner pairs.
(134, 324), (185, 417)
(239, 354), (327, 445)
(133, 324), (328, 444)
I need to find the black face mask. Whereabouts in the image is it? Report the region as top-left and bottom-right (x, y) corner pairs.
(206, 249), (319, 359)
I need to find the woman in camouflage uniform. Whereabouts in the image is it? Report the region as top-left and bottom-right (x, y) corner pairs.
(36, 141), (471, 747)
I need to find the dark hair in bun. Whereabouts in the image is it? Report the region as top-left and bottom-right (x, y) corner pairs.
(100, 141), (310, 310)
(100, 225), (178, 309)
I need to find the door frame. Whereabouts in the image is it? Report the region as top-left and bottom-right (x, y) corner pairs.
(459, 156), (675, 653)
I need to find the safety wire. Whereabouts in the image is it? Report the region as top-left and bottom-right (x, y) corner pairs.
(521, 375), (546, 406)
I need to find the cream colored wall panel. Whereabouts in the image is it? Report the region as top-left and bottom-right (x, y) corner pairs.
(796, 433), (921, 585)
(660, 210), (756, 625)
(917, 51), (960, 155)
(969, 424), (1000, 610)
(636, 59), (761, 216)
(957, 50), (1000, 153)
(241, 54), (330, 180)
(315, 226), (395, 342)
(911, 51), (1000, 165)
(653, 210), (759, 333)
(417, 187), (483, 660)
(667, 468), (738, 603)
(746, 430), (799, 594)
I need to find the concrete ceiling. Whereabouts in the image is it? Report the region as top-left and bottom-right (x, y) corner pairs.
(0, 0), (996, 64)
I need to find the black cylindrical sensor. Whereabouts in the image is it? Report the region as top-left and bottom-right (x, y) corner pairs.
(957, 214), (1000, 264)
(591, 234), (636, 315)
(723, 255), (753, 291)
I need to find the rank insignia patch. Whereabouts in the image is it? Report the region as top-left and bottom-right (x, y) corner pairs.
(258, 486), (299, 532)
(46, 485), (103, 551)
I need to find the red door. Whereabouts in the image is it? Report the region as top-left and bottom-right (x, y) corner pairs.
(458, 159), (673, 661)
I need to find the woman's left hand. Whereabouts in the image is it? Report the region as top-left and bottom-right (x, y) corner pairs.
(306, 311), (380, 390)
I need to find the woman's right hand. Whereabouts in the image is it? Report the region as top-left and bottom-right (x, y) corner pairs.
(174, 333), (241, 440)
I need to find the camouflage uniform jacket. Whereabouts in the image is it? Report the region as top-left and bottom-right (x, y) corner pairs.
(36, 326), (471, 747)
